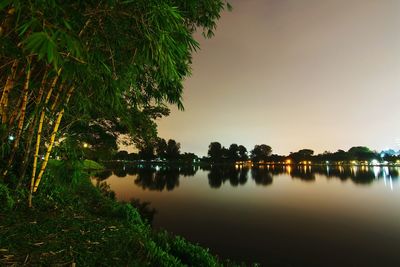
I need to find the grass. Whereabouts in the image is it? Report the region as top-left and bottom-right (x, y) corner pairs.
(83, 159), (105, 170)
(0, 162), (250, 266)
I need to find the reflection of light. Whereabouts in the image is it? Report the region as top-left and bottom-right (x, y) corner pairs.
(326, 166), (330, 175)
(373, 166), (380, 178)
(383, 167), (389, 178)
(370, 159), (379, 166)
(361, 165), (367, 172)
(390, 177), (393, 191)
(339, 166), (344, 173)
(286, 165), (292, 174)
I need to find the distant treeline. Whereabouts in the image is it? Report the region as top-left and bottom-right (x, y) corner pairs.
(112, 140), (400, 165)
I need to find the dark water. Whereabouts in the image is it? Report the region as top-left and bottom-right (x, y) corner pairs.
(93, 164), (400, 267)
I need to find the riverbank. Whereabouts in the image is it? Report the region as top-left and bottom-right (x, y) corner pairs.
(0, 164), (247, 266)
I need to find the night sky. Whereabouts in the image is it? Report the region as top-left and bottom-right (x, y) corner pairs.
(157, 0), (400, 156)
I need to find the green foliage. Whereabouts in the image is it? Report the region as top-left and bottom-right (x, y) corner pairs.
(1, 0), (230, 187)
(83, 159), (104, 170)
(114, 203), (144, 226)
(0, 183), (14, 211)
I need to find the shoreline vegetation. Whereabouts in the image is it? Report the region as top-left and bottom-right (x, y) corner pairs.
(106, 159), (400, 168)
(116, 141), (400, 168)
(0, 160), (253, 266)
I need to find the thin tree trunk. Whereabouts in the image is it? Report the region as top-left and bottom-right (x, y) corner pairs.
(2, 60), (31, 178)
(18, 70), (48, 188)
(0, 7), (15, 37)
(33, 86), (74, 193)
(50, 81), (65, 111)
(29, 70), (61, 207)
(0, 60), (19, 123)
(7, 96), (23, 127)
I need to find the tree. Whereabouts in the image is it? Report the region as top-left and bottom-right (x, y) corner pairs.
(166, 139), (180, 160)
(155, 138), (168, 160)
(332, 149), (349, 162)
(250, 144), (272, 162)
(348, 146), (377, 161)
(0, 1), (230, 206)
(208, 142), (223, 162)
(138, 143), (156, 161)
(289, 149), (314, 163)
(238, 145), (248, 161)
(115, 151), (129, 161)
(180, 153), (199, 163)
(228, 144), (239, 161)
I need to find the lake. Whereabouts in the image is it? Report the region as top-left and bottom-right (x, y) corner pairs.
(93, 164), (400, 267)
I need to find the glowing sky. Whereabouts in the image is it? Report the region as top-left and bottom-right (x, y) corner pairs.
(157, 0), (400, 156)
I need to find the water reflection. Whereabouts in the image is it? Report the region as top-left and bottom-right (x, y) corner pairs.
(251, 167), (273, 186)
(204, 165), (249, 188)
(94, 164), (400, 191)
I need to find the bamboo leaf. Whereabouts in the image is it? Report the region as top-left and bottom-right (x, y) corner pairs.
(0, 0), (12, 10)
(63, 19), (72, 30)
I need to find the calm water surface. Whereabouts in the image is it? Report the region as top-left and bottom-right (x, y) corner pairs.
(93, 164), (400, 267)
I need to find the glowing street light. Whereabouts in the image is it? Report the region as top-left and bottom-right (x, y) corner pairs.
(8, 135), (15, 141)
(83, 143), (88, 148)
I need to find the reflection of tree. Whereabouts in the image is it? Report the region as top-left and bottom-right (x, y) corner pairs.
(207, 165), (249, 188)
(95, 170), (113, 181)
(113, 167), (127, 178)
(239, 167), (249, 185)
(350, 171), (375, 184)
(94, 164), (400, 188)
(290, 166), (315, 182)
(251, 167), (273, 186)
(134, 167), (180, 191)
(208, 166), (224, 188)
(179, 165), (198, 177)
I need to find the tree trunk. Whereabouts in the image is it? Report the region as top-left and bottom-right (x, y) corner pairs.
(17, 70), (48, 188)
(0, 60), (19, 124)
(2, 60), (31, 178)
(29, 70), (61, 207)
(33, 86), (75, 193)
